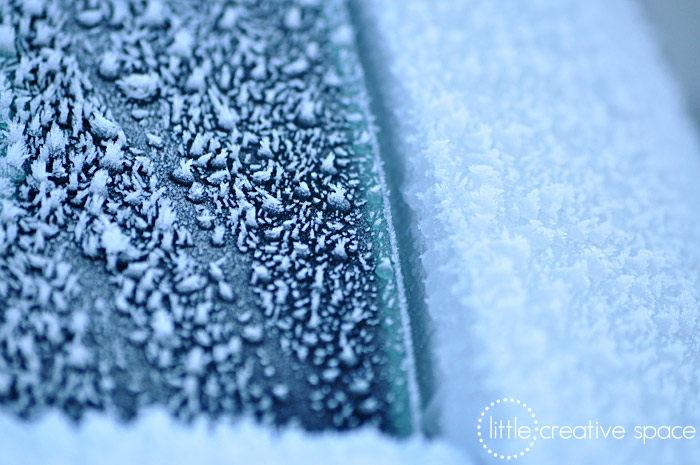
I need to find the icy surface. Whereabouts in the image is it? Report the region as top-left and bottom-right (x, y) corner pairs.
(0, 408), (470, 465)
(0, 0), (416, 434)
(359, 0), (700, 462)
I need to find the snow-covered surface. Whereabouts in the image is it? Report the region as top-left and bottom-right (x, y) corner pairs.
(0, 0), (418, 435)
(0, 0), (433, 461)
(0, 409), (470, 465)
(359, 0), (700, 463)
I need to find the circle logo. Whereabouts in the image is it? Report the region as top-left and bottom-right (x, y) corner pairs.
(477, 398), (538, 460)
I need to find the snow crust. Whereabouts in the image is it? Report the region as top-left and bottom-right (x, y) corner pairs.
(359, 0), (700, 463)
(0, 409), (470, 465)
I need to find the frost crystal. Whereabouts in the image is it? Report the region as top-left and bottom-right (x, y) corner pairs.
(0, 0), (414, 435)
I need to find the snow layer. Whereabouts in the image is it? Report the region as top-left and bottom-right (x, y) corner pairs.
(0, 409), (469, 465)
(358, 0), (700, 463)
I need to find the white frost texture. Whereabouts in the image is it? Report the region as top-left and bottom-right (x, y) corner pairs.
(0, 409), (469, 465)
(360, 0), (700, 463)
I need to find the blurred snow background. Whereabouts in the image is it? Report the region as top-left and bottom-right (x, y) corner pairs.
(356, 0), (700, 463)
